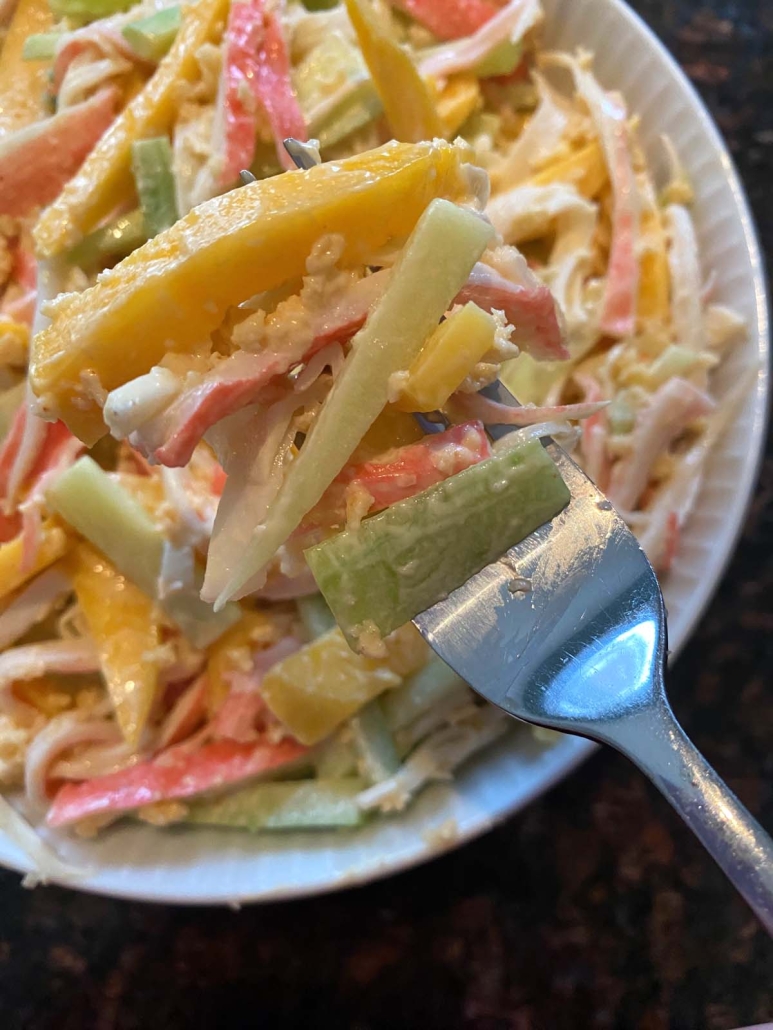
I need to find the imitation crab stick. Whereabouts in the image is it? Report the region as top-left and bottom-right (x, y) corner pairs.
(47, 737), (308, 827)
(32, 0), (230, 259)
(31, 139), (478, 444)
(308, 421), (492, 526)
(0, 88), (118, 218)
(216, 0), (306, 183)
(388, 0), (498, 41)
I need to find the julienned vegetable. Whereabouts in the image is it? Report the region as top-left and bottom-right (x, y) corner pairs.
(186, 778), (367, 830)
(131, 137), (179, 237)
(305, 434), (571, 646)
(67, 209), (147, 269)
(207, 197), (494, 606)
(122, 6), (182, 62)
(345, 0), (443, 143)
(21, 32), (62, 60)
(46, 456), (240, 647)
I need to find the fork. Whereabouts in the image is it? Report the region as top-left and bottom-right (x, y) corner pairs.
(413, 380), (773, 934)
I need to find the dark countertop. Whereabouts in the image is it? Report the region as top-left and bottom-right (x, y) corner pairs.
(2, 2), (772, 1027)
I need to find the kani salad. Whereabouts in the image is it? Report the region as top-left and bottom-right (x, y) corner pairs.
(0, 0), (747, 879)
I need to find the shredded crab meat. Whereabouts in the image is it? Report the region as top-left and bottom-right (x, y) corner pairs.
(489, 73), (569, 189)
(0, 639), (101, 717)
(607, 377), (716, 511)
(357, 706), (508, 813)
(25, 711), (120, 813)
(203, 375), (331, 603)
(665, 204), (703, 352)
(543, 50), (639, 337)
(0, 793), (89, 887)
(450, 391), (607, 426)
(420, 0), (542, 79)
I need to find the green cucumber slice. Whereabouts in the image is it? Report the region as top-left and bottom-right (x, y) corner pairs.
(131, 137), (178, 238)
(22, 32), (62, 60)
(305, 435), (570, 646)
(313, 732), (358, 778)
(381, 655), (468, 732)
(297, 594), (336, 640)
(68, 209), (147, 270)
(350, 701), (399, 783)
(186, 778), (367, 830)
(122, 6), (181, 62)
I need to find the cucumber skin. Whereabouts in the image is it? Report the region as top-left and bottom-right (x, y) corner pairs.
(306, 436), (570, 646)
(186, 778), (367, 831)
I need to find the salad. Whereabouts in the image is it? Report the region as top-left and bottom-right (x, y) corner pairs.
(0, 0), (747, 879)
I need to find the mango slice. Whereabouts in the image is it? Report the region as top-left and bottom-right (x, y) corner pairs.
(30, 138), (476, 443)
(69, 542), (162, 748)
(260, 624), (426, 746)
(394, 301), (496, 412)
(529, 139), (607, 199)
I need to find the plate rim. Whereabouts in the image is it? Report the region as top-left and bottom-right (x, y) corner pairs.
(0, 0), (768, 905)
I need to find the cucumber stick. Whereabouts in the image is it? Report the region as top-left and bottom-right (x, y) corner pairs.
(22, 33), (62, 60)
(122, 6), (181, 62)
(350, 701), (399, 783)
(297, 594), (336, 640)
(313, 732), (358, 778)
(314, 82), (383, 151)
(47, 457), (239, 647)
(212, 199), (494, 607)
(381, 656), (469, 732)
(68, 209), (147, 270)
(186, 778), (367, 830)
(131, 138), (178, 238)
(305, 435), (571, 646)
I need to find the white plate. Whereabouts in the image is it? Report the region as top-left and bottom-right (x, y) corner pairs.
(0, 0), (768, 904)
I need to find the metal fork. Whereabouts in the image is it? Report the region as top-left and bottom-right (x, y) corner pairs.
(414, 380), (773, 934)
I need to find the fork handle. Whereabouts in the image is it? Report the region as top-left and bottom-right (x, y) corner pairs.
(613, 699), (773, 935)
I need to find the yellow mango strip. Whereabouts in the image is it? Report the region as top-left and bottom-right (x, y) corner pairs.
(33, 0), (229, 259)
(69, 541), (161, 748)
(14, 677), (73, 717)
(31, 139), (475, 443)
(435, 74), (481, 139)
(0, 519), (69, 604)
(529, 139), (607, 199)
(0, 0), (53, 136)
(205, 610), (282, 716)
(637, 192), (670, 324)
(261, 624), (427, 745)
(394, 301), (496, 413)
(345, 0), (443, 143)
